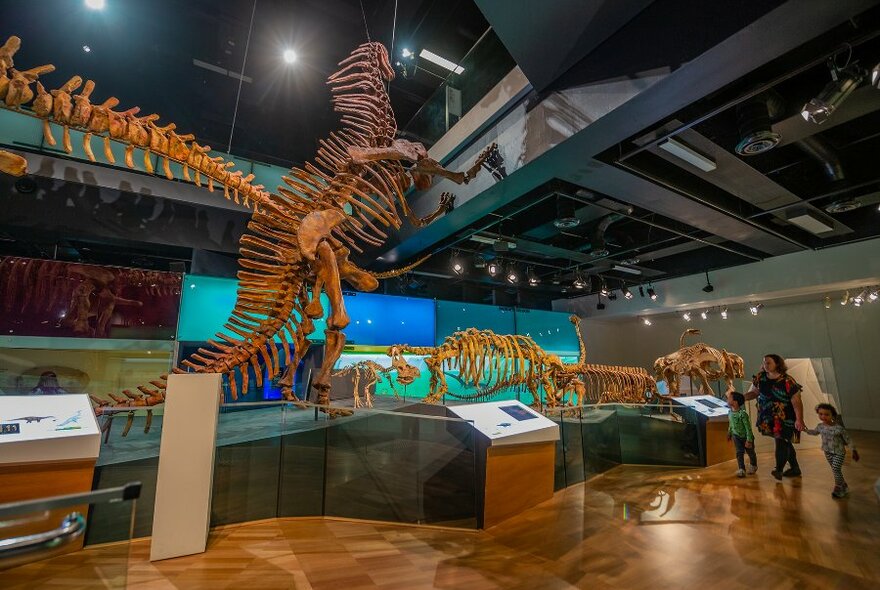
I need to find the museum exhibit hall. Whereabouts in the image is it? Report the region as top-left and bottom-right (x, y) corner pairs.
(2, 1), (880, 588)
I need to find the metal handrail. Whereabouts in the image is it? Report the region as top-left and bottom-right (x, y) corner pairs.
(0, 513), (85, 558)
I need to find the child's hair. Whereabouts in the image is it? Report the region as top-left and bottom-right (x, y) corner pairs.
(731, 392), (745, 407)
(815, 403), (838, 418)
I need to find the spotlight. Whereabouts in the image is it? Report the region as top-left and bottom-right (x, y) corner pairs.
(721, 307), (729, 320)
(700, 310), (709, 320)
(642, 317), (652, 326)
(600, 282), (609, 297)
(451, 252), (464, 276)
(401, 48), (413, 58)
(573, 275), (586, 289)
(647, 286), (658, 301)
(801, 66), (863, 125)
(82, 45), (91, 53)
(487, 261), (499, 277)
(749, 303), (763, 316)
(596, 295), (605, 311)
(824, 296), (831, 309)
(283, 49), (298, 64)
(682, 312), (691, 322)
(622, 285), (633, 300)
(869, 289), (878, 302)
(527, 267), (540, 286)
(854, 298), (862, 307)
(85, 0), (105, 9)
(841, 290), (849, 306)
(871, 62), (880, 89)
(506, 264), (519, 284)
(853, 289), (868, 305)
(702, 271), (714, 293)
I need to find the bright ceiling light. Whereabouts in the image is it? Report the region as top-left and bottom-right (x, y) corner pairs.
(700, 310), (709, 320)
(869, 289), (879, 302)
(841, 290), (849, 306)
(85, 0), (105, 9)
(402, 48), (413, 58)
(283, 49), (297, 64)
(82, 45), (91, 53)
(506, 264), (518, 284)
(419, 49), (464, 74)
(527, 267), (540, 286)
(642, 317), (652, 326)
(647, 287), (657, 301)
(658, 137), (716, 172)
(721, 307), (728, 320)
(682, 312), (691, 322)
(487, 261), (499, 277)
(749, 303), (763, 316)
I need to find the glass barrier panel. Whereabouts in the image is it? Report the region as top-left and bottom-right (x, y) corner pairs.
(579, 406), (622, 475)
(550, 415), (567, 491)
(616, 404), (702, 467)
(1, 483), (139, 587)
(323, 408), (477, 528)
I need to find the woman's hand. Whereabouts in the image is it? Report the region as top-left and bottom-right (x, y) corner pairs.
(852, 449), (860, 462)
(795, 418), (806, 432)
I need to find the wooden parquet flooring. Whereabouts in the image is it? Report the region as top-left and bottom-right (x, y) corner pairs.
(5, 431), (879, 590)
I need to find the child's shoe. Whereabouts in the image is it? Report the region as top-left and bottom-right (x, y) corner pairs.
(735, 469), (746, 478)
(746, 465), (758, 475)
(832, 485), (848, 499)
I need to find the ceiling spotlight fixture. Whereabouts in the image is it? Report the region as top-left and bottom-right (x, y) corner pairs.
(801, 64), (864, 125)
(553, 197), (580, 229)
(85, 0), (105, 9)
(419, 49), (464, 74)
(702, 271), (714, 293)
(700, 310), (709, 320)
(401, 48), (413, 58)
(506, 264), (519, 284)
(869, 289), (879, 302)
(841, 290), (849, 306)
(642, 317), (652, 326)
(283, 48), (298, 64)
(82, 45), (91, 53)
(450, 251), (464, 276)
(749, 303), (764, 316)
(572, 275), (586, 289)
(854, 297), (862, 307)
(853, 289), (868, 305)
(600, 281), (609, 297)
(638, 285), (645, 298)
(647, 286), (658, 301)
(682, 312), (691, 322)
(824, 296), (831, 309)
(527, 267), (540, 286)
(658, 137), (717, 172)
(721, 307), (729, 320)
(622, 286), (633, 300)
(871, 62), (880, 89)
(596, 295), (605, 311)
(487, 260), (500, 277)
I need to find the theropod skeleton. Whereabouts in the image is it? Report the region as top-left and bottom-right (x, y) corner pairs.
(0, 35), (498, 420)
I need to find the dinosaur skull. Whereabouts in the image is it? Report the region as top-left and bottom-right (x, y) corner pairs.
(387, 346), (420, 385)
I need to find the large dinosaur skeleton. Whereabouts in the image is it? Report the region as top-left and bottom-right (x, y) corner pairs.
(388, 317), (656, 407)
(653, 329), (745, 396)
(0, 35), (498, 417)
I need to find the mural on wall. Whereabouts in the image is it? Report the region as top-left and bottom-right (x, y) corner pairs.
(0, 257), (181, 339)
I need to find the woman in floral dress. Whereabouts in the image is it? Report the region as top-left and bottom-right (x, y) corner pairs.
(744, 354), (805, 481)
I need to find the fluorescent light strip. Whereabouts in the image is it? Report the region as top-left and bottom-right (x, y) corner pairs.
(658, 138), (716, 172)
(192, 59), (252, 83)
(419, 49), (464, 74)
(787, 213), (834, 235)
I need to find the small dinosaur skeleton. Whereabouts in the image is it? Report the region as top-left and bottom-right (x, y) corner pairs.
(653, 329), (745, 396)
(0, 35), (498, 422)
(331, 359), (414, 408)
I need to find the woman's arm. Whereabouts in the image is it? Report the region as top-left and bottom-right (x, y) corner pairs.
(791, 391), (805, 431)
(744, 383), (758, 401)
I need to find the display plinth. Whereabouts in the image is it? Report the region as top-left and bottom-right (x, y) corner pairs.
(150, 373), (221, 562)
(448, 401), (559, 528)
(671, 395), (735, 466)
(0, 394), (100, 557)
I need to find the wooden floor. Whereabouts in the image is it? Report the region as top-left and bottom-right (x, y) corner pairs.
(6, 431), (879, 589)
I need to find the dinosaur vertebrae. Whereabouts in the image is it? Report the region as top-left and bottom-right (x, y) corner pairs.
(0, 36), (271, 207)
(332, 360), (399, 408)
(653, 329), (745, 396)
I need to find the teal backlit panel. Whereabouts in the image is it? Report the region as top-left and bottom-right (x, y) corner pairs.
(434, 301), (514, 344)
(515, 309), (581, 355)
(177, 275), (434, 346)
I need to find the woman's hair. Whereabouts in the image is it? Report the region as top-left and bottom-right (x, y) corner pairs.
(763, 354), (787, 374)
(815, 403), (838, 418)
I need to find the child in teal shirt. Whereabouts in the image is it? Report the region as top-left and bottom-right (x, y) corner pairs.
(727, 391), (757, 477)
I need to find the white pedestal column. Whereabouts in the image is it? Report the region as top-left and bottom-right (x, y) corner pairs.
(150, 373), (221, 562)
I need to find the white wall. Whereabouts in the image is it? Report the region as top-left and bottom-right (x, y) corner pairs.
(580, 298), (880, 431)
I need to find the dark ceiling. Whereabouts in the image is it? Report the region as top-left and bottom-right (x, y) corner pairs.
(2, 0), (880, 312)
(0, 0), (489, 167)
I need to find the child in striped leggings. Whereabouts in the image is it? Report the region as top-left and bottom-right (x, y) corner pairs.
(803, 403), (860, 498)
